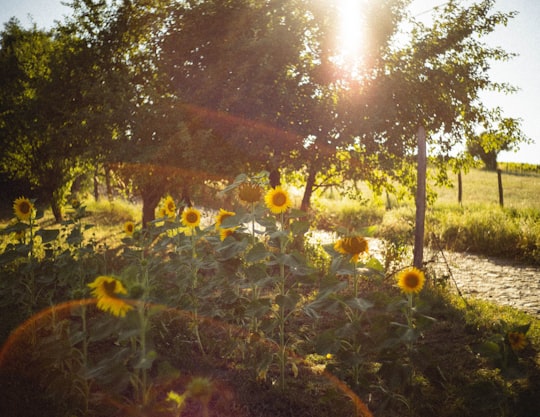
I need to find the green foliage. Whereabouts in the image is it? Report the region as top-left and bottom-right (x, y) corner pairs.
(427, 204), (540, 264)
(315, 168), (540, 265)
(467, 117), (530, 171)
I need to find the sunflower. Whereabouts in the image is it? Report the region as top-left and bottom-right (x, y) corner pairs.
(264, 186), (291, 214)
(334, 236), (369, 262)
(508, 331), (527, 351)
(181, 207), (201, 228)
(219, 227), (237, 241)
(162, 195), (177, 218)
(124, 221), (135, 237)
(396, 267), (425, 294)
(88, 276), (133, 317)
(13, 197), (34, 221)
(215, 208), (235, 229)
(156, 206), (167, 219)
(238, 183), (262, 203)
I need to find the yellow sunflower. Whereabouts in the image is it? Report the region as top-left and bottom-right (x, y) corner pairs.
(87, 276), (133, 317)
(238, 183), (262, 203)
(219, 227), (237, 241)
(157, 205), (167, 219)
(396, 267), (425, 294)
(181, 207), (201, 228)
(215, 208), (235, 229)
(334, 236), (369, 263)
(162, 195), (177, 218)
(264, 186), (291, 214)
(124, 221), (135, 237)
(508, 331), (527, 351)
(13, 197), (34, 221)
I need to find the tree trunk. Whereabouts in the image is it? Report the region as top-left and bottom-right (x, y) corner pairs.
(301, 163), (318, 212)
(413, 126), (426, 270)
(141, 187), (163, 228)
(51, 193), (64, 223)
(105, 167), (113, 202)
(93, 167), (100, 201)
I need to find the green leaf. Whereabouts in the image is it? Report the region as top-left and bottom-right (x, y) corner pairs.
(475, 341), (501, 359)
(347, 297), (374, 312)
(290, 219), (310, 235)
(246, 298), (271, 318)
(275, 292), (300, 310)
(1, 222), (29, 235)
(0, 249), (26, 265)
(217, 239), (248, 260)
(134, 350), (158, 370)
(245, 242), (268, 262)
(315, 329), (342, 354)
(220, 214), (242, 229)
(66, 228), (83, 245)
(36, 229), (60, 244)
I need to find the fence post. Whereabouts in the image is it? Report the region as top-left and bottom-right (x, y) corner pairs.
(497, 169), (504, 207)
(413, 126), (426, 269)
(458, 170), (462, 206)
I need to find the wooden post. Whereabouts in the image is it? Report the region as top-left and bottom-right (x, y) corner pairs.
(457, 170), (462, 206)
(413, 126), (426, 269)
(497, 169), (504, 207)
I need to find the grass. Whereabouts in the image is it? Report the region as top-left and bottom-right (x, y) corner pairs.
(313, 168), (540, 265)
(433, 169), (540, 211)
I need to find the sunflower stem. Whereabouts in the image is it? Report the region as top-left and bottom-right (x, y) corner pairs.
(278, 210), (287, 389)
(190, 232), (205, 354)
(250, 202), (256, 246)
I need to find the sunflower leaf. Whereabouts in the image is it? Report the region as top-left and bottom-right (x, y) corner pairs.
(36, 229), (60, 244)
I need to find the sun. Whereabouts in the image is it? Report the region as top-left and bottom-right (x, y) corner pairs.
(335, 0), (365, 71)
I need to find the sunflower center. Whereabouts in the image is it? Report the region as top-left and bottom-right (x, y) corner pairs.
(343, 237), (367, 255)
(103, 280), (117, 297)
(272, 192), (287, 206)
(186, 212), (198, 223)
(19, 202), (31, 214)
(404, 273), (419, 288)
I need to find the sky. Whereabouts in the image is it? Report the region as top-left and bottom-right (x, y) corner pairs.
(1, 0), (539, 165)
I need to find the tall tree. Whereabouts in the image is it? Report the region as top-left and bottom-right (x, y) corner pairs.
(159, 0), (314, 169)
(344, 0), (523, 193)
(0, 19), (100, 221)
(65, 0), (244, 224)
(467, 116), (529, 170)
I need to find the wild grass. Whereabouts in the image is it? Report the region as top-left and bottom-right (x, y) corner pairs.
(433, 169), (540, 211)
(313, 168), (540, 265)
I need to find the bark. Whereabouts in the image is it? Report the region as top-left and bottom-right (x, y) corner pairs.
(300, 163), (318, 212)
(50, 194), (63, 223)
(141, 186), (165, 228)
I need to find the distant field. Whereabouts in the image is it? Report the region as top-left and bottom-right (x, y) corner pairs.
(433, 168), (540, 210)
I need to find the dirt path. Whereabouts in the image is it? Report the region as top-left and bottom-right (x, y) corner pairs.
(428, 250), (540, 317)
(308, 232), (540, 317)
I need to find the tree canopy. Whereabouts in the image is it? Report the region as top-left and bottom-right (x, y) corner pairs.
(0, 0), (529, 220)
